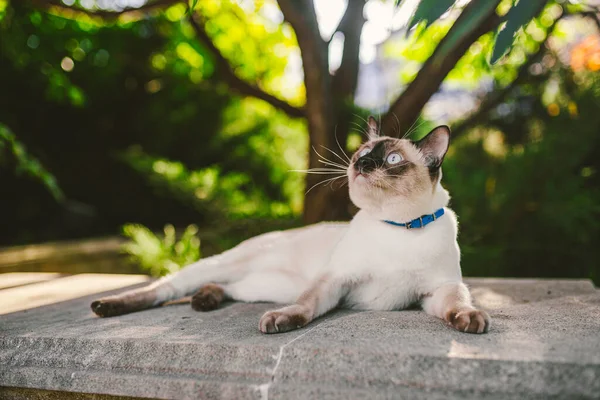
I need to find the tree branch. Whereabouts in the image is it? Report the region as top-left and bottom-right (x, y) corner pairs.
(331, 0), (366, 100)
(451, 9), (577, 139)
(276, 0), (331, 119)
(188, 12), (305, 119)
(381, 1), (502, 137)
(276, 0), (332, 133)
(277, 0), (341, 224)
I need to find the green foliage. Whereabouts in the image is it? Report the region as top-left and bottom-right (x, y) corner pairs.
(436, 0), (501, 61)
(445, 61), (600, 283)
(386, 3), (563, 90)
(0, 123), (64, 201)
(194, 0), (302, 104)
(408, 0), (455, 32)
(405, 0), (555, 64)
(121, 223), (201, 277)
(491, 0), (547, 63)
(0, 1), (305, 244)
(188, 0), (199, 15)
(119, 96), (306, 220)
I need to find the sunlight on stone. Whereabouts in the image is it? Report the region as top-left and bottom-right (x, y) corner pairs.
(447, 340), (487, 359)
(107, 326), (171, 339)
(471, 287), (515, 310)
(0, 274), (150, 315)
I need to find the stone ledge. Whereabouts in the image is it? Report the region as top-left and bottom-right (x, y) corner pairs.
(1, 278), (599, 399)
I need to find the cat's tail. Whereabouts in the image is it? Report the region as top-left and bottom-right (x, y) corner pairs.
(90, 254), (239, 317)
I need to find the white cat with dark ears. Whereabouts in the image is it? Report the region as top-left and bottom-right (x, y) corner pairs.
(91, 117), (490, 334)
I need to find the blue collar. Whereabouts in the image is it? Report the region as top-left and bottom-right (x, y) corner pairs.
(382, 208), (445, 229)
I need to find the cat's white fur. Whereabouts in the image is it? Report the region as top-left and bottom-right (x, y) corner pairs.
(92, 123), (490, 334)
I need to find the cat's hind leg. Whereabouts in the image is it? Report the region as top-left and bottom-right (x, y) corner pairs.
(190, 270), (307, 312)
(91, 253), (246, 317)
(191, 283), (226, 311)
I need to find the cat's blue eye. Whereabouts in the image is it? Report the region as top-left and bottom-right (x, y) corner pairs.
(387, 153), (402, 164)
(359, 148), (371, 157)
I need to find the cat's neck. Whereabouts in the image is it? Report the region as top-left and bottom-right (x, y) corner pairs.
(363, 181), (450, 223)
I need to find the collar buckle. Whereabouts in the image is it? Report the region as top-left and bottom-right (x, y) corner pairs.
(406, 216), (424, 229)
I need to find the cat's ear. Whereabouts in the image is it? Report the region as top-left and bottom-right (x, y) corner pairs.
(367, 116), (379, 140)
(415, 125), (450, 168)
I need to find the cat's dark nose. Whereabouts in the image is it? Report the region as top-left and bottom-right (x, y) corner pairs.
(356, 157), (376, 173)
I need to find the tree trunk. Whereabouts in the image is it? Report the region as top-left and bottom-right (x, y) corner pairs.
(298, 0), (366, 224)
(277, 0), (365, 224)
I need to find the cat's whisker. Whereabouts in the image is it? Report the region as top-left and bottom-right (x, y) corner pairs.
(316, 156), (347, 168)
(328, 176), (348, 190)
(349, 120), (370, 139)
(354, 113), (370, 128)
(295, 172), (346, 175)
(312, 146), (348, 170)
(403, 119), (427, 139)
(392, 112), (401, 138)
(305, 175), (347, 195)
(293, 167), (345, 170)
(334, 127), (351, 163)
(319, 144), (349, 166)
(401, 116), (419, 139)
(291, 169), (346, 175)
(318, 160), (348, 171)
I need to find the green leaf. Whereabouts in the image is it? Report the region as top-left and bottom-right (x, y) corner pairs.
(490, 0), (548, 64)
(436, 0), (501, 61)
(408, 0), (456, 32)
(188, 0), (199, 15)
(0, 123), (64, 202)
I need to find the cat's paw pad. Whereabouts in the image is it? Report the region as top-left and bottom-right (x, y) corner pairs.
(448, 309), (490, 334)
(259, 307), (308, 334)
(191, 284), (224, 312)
(91, 298), (125, 318)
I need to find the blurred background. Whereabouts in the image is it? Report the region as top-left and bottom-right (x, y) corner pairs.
(1, 0), (599, 283)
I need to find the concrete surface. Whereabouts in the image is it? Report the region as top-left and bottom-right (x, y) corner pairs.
(0, 386), (147, 400)
(0, 277), (599, 400)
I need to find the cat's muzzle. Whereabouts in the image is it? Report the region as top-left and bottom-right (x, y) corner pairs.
(356, 156), (382, 174)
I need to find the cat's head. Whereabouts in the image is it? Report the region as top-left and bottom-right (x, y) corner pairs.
(347, 117), (450, 216)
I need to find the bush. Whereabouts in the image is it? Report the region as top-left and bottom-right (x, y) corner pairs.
(121, 223), (201, 277)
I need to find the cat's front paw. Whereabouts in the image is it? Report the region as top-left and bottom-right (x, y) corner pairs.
(259, 305), (310, 334)
(448, 309), (490, 334)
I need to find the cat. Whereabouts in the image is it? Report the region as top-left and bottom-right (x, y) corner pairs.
(91, 117), (490, 334)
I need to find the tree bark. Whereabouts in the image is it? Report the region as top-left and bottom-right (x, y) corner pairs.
(278, 0), (365, 224)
